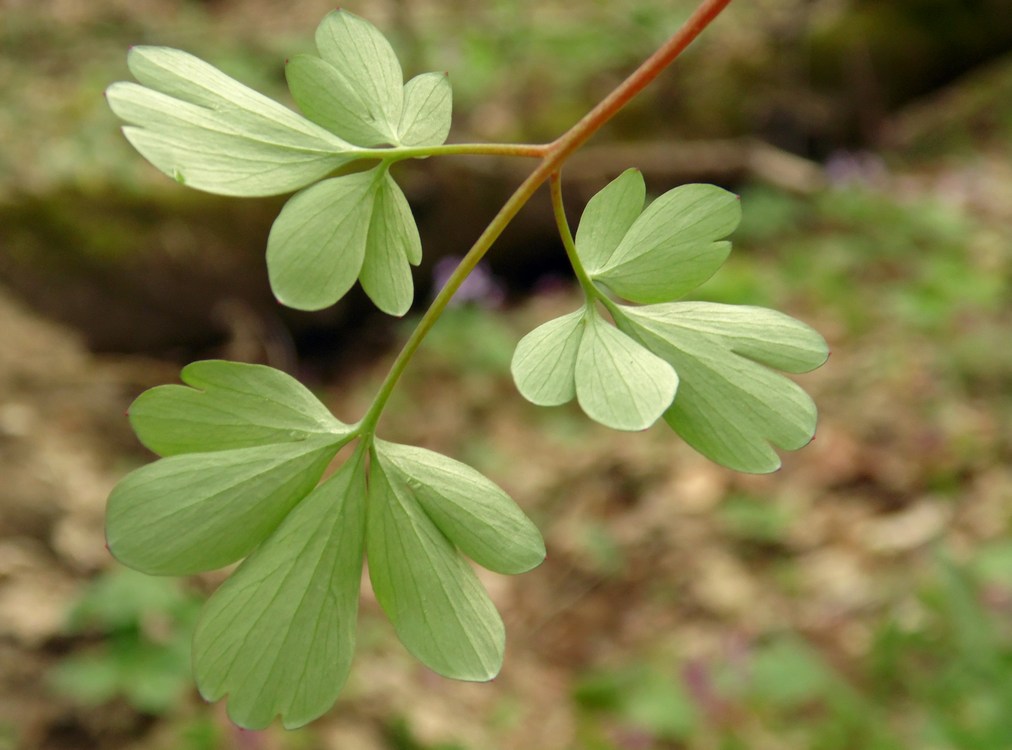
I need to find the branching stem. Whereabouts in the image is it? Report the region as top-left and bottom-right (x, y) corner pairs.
(357, 0), (733, 435)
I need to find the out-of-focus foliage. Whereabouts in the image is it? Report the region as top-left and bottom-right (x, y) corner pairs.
(50, 568), (200, 714)
(714, 184), (1010, 339)
(4, 0), (1010, 747)
(570, 550), (1012, 750)
(7, 0), (1012, 196)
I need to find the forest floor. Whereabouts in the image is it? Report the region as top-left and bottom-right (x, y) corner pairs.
(2, 2), (1012, 749)
(2, 141), (1011, 748)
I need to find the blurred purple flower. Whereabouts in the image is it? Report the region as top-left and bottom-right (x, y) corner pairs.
(431, 255), (505, 307)
(825, 150), (888, 188)
(609, 726), (654, 750)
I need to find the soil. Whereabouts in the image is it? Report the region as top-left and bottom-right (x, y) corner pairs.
(2, 2), (1011, 747)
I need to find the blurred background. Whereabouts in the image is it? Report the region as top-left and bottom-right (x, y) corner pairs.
(2, 0), (1011, 748)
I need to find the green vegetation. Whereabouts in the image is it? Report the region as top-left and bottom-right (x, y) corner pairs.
(50, 569), (200, 714)
(2, 0), (1004, 748)
(37, 159), (1012, 742)
(571, 550), (1012, 750)
(99, 0), (835, 729)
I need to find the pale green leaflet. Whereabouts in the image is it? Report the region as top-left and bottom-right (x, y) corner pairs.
(106, 5), (826, 729)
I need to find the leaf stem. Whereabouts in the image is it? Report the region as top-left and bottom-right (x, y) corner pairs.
(357, 0), (733, 435)
(355, 142), (549, 160)
(548, 173), (626, 322)
(546, 0), (733, 162)
(549, 172), (597, 300)
(357, 165), (546, 434)
(595, 289), (626, 325)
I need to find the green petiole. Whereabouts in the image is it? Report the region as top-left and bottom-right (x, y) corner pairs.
(353, 142), (549, 161)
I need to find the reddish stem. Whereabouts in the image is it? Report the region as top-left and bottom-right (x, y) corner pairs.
(546, 0), (733, 164)
(359, 0), (734, 431)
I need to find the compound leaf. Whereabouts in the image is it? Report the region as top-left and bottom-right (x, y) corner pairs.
(375, 441), (545, 574)
(267, 166), (422, 314)
(313, 10), (403, 145)
(590, 182), (741, 303)
(575, 310), (678, 431)
(358, 172), (421, 315)
(107, 47), (353, 196)
(129, 360), (349, 456)
(126, 45), (301, 125)
(575, 168), (645, 273)
(267, 171), (377, 311)
(397, 72), (453, 147)
(289, 12), (452, 149)
(285, 53), (391, 148)
(636, 303), (830, 373)
(511, 308), (585, 406)
(367, 457), (504, 681)
(106, 438), (340, 575)
(193, 453), (367, 730)
(617, 302), (828, 472)
(116, 125), (346, 198)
